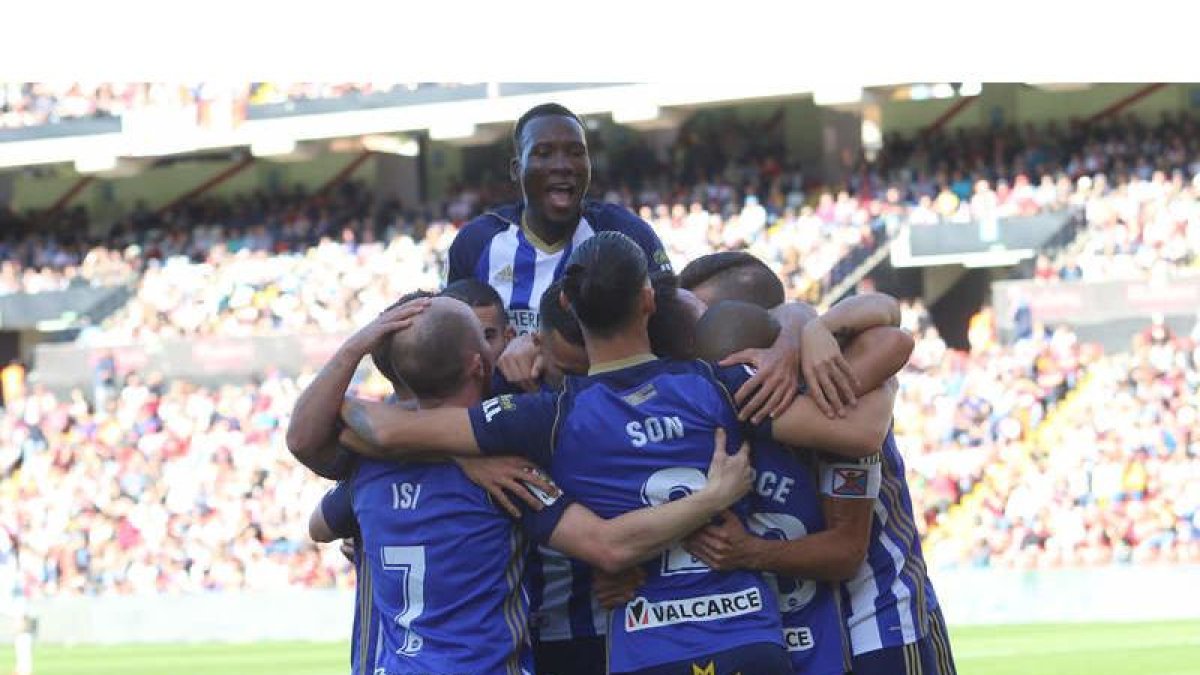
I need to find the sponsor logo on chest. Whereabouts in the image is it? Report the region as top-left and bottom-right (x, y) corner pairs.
(624, 587), (763, 632)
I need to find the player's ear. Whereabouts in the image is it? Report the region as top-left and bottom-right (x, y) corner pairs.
(509, 155), (520, 183)
(641, 285), (656, 317)
(470, 351), (488, 381)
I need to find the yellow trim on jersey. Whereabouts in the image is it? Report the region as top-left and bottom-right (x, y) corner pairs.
(588, 353), (657, 376)
(520, 212), (571, 254)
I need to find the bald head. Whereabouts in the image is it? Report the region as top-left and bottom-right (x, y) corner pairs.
(694, 300), (780, 362)
(386, 297), (488, 400)
(679, 252), (786, 309)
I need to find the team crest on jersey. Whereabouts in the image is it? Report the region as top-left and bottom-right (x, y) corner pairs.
(493, 264), (514, 284)
(624, 588), (763, 632)
(653, 249), (672, 270)
(832, 468), (869, 497)
(622, 384), (658, 407)
(690, 663), (715, 675)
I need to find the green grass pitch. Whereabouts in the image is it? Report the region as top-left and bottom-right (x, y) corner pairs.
(1, 620), (1197, 674)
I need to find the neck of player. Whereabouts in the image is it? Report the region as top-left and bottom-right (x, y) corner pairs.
(417, 382), (482, 411)
(523, 208), (574, 248)
(583, 324), (654, 374)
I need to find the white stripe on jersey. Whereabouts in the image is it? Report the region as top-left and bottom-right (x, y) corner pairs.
(845, 501), (920, 654)
(845, 559), (882, 654)
(486, 225), (522, 315)
(483, 216), (595, 336)
(534, 545), (606, 641)
(874, 514), (919, 645)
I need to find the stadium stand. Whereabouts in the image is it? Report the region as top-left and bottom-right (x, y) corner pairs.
(2, 104), (1199, 604)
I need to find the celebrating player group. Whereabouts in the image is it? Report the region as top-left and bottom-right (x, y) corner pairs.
(286, 103), (958, 675)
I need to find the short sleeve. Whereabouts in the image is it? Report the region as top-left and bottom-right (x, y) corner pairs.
(515, 468), (576, 545)
(446, 217), (501, 284)
(603, 203), (672, 274)
(320, 480), (358, 538)
(468, 391), (559, 466)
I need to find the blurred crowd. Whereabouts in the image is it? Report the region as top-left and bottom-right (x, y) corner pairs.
(0, 365), (400, 599)
(6, 308), (1195, 599)
(872, 113), (1200, 280)
(0, 83), (465, 130)
(925, 317), (1200, 569)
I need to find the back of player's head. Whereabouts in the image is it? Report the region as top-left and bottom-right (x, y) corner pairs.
(442, 278), (507, 325)
(386, 297), (488, 400)
(678, 251), (785, 309)
(539, 279), (583, 347)
(561, 231), (648, 337)
(513, 102), (585, 153)
(693, 300), (781, 362)
(372, 290), (438, 390)
(648, 271), (699, 360)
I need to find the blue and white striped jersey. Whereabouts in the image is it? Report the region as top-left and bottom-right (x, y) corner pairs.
(838, 430), (940, 655)
(446, 201), (671, 335)
(526, 546), (607, 642)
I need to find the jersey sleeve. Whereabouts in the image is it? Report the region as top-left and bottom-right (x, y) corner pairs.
(320, 480), (359, 538)
(515, 467), (576, 545)
(603, 203), (672, 274)
(446, 217), (500, 284)
(468, 391), (559, 465)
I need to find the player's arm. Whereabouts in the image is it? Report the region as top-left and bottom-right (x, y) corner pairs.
(287, 299), (430, 477)
(339, 390), (558, 465)
(687, 452), (878, 580)
(772, 324), (909, 453)
(769, 378), (898, 458)
(339, 400), (481, 458)
(723, 302), (814, 423)
(821, 293), (902, 341)
(531, 429), (752, 574)
(309, 479), (357, 543)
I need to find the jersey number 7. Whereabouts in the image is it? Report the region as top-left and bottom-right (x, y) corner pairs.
(382, 545), (426, 656)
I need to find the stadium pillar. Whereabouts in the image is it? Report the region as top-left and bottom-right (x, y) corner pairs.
(0, 171), (13, 209)
(374, 153), (420, 219)
(819, 107), (862, 187)
(1087, 83), (1167, 124)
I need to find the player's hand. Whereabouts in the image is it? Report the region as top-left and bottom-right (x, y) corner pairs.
(700, 428), (753, 511)
(593, 567), (646, 610)
(684, 510), (754, 572)
(339, 538), (356, 564)
(497, 333), (544, 393)
(800, 318), (859, 419)
(343, 297), (431, 357)
(454, 455), (560, 519)
(720, 337), (801, 425)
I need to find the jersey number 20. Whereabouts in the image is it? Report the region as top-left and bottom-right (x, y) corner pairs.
(640, 468), (710, 576)
(382, 545), (426, 656)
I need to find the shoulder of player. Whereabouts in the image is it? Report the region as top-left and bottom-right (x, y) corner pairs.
(584, 200), (653, 233)
(450, 206), (518, 248)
